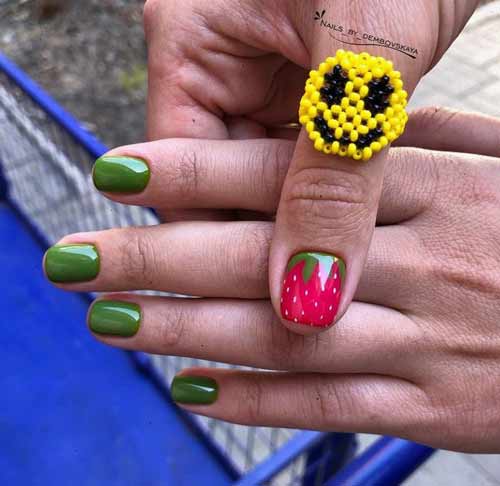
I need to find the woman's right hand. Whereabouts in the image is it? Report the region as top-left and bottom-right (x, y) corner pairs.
(44, 108), (500, 451)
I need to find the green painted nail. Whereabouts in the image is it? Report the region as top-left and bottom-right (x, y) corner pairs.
(171, 376), (218, 405)
(93, 156), (150, 193)
(45, 244), (99, 283)
(89, 300), (141, 337)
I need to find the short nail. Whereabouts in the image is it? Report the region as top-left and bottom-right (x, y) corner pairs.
(281, 252), (345, 327)
(45, 244), (100, 283)
(171, 376), (218, 405)
(93, 155), (150, 193)
(89, 300), (141, 337)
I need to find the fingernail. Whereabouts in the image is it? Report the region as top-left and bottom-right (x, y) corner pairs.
(93, 155), (150, 193)
(171, 376), (218, 405)
(45, 244), (100, 283)
(281, 252), (345, 327)
(89, 300), (141, 337)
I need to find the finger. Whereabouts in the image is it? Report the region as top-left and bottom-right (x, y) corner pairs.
(93, 139), (293, 213)
(394, 107), (500, 157)
(89, 295), (419, 378)
(43, 222), (273, 297)
(171, 368), (427, 440)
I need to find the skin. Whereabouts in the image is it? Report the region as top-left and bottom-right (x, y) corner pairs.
(142, 0), (480, 334)
(47, 108), (500, 452)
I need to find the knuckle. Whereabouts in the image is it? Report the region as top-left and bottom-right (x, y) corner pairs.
(284, 167), (372, 240)
(410, 106), (459, 132)
(120, 230), (156, 286)
(239, 375), (264, 424)
(232, 223), (272, 292)
(157, 304), (188, 349)
(255, 141), (293, 207)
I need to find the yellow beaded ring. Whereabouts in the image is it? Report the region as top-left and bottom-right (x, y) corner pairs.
(298, 49), (408, 161)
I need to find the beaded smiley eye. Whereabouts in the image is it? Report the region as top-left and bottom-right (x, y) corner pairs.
(298, 49), (408, 161)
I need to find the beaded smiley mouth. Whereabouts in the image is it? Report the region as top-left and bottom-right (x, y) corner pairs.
(299, 49), (408, 161)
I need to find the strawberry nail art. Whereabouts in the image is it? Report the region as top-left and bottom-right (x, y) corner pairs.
(280, 252), (345, 327)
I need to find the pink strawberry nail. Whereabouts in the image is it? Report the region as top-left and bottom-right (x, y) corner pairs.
(280, 252), (345, 327)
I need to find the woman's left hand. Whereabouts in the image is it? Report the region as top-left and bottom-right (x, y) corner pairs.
(44, 108), (500, 452)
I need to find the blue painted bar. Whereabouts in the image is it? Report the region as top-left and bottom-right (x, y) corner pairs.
(233, 431), (327, 486)
(0, 51), (108, 158)
(324, 436), (435, 486)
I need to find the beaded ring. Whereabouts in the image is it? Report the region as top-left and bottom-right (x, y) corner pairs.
(298, 49), (408, 161)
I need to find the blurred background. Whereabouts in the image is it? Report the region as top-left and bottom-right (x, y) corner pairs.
(1, 1), (500, 485)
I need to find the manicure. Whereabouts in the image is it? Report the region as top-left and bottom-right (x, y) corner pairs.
(281, 252), (345, 327)
(45, 244), (100, 283)
(93, 155), (150, 193)
(171, 375), (218, 405)
(89, 300), (141, 337)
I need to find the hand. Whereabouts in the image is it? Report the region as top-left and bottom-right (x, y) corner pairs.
(142, 0), (478, 333)
(45, 108), (500, 452)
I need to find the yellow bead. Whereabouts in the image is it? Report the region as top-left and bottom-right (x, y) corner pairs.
(341, 58), (352, 70)
(323, 144), (332, 154)
(346, 106), (357, 118)
(367, 118), (377, 129)
(347, 143), (357, 156)
(350, 130), (359, 142)
(315, 77), (325, 89)
(326, 56), (337, 67)
(385, 107), (394, 118)
(387, 131), (397, 142)
(362, 147), (373, 161)
(359, 85), (369, 98)
(348, 68), (357, 80)
(306, 84), (315, 94)
(375, 113), (386, 123)
(352, 149), (363, 161)
(299, 115), (310, 125)
(314, 137), (325, 150)
(318, 62), (329, 74)
(311, 91), (320, 103)
(379, 136), (389, 147)
(331, 141), (340, 154)
(363, 72), (373, 83)
(323, 109), (332, 120)
(361, 110), (371, 120)
(393, 79), (403, 90)
(338, 112), (347, 124)
(332, 105), (342, 114)
(328, 119), (339, 129)
(353, 115), (362, 127)
(373, 67), (384, 78)
(358, 124), (368, 134)
(335, 127), (343, 139)
(339, 145), (348, 156)
(390, 70), (401, 79)
(390, 93), (400, 104)
(349, 92), (360, 103)
(299, 106), (307, 117)
(300, 97), (312, 108)
(309, 70), (318, 79)
(308, 106), (318, 118)
(306, 121), (315, 133)
(353, 77), (364, 88)
(345, 82), (354, 94)
(382, 121), (391, 132)
(309, 130), (320, 140)
(358, 63), (368, 75)
(317, 101), (328, 112)
(343, 122), (353, 132)
(370, 141), (382, 152)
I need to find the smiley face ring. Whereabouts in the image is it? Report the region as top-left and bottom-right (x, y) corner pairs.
(298, 49), (408, 161)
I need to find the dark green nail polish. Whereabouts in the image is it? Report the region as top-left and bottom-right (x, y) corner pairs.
(45, 244), (99, 283)
(93, 156), (150, 193)
(171, 376), (218, 405)
(89, 300), (140, 337)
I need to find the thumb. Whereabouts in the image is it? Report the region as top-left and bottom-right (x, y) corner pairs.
(270, 47), (415, 333)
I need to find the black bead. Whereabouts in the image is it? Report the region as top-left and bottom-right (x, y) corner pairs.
(324, 132), (335, 143)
